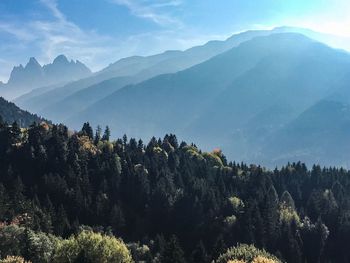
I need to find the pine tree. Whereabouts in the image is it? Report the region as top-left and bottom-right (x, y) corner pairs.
(191, 240), (208, 263)
(160, 235), (186, 263)
(55, 205), (70, 237)
(109, 204), (126, 234)
(81, 122), (93, 139)
(263, 185), (280, 250)
(94, 125), (102, 145)
(102, 126), (111, 141)
(212, 234), (227, 261)
(10, 121), (21, 145)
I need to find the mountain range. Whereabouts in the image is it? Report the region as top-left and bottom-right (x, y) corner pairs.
(0, 55), (91, 100)
(2, 27), (350, 167)
(63, 33), (350, 167)
(14, 27), (280, 117)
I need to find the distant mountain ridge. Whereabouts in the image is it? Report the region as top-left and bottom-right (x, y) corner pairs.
(16, 27), (301, 120)
(64, 33), (350, 167)
(6, 27), (350, 167)
(1, 55), (91, 100)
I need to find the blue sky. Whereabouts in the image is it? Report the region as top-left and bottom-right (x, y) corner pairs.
(0, 0), (350, 82)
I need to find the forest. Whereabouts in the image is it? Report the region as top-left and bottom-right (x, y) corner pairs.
(0, 97), (46, 128)
(0, 119), (349, 262)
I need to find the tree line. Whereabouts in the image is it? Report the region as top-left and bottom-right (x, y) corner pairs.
(0, 119), (349, 262)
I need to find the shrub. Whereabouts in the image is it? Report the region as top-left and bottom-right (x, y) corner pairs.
(0, 256), (31, 263)
(215, 244), (281, 263)
(53, 230), (132, 263)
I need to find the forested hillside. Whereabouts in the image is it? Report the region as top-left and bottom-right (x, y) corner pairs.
(0, 119), (349, 262)
(0, 97), (46, 127)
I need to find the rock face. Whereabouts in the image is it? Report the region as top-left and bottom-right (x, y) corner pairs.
(1, 55), (91, 100)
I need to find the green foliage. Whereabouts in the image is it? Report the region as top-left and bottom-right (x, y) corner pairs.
(183, 145), (204, 162)
(229, 196), (245, 212)
(202, 152), (223, 167)
(0, 225), (59, 263)
(279, 207), (301, 226)
(53, 230), (132, 263)
(23, 228), (59, 263)
(159, 235), (186, 263)
(127, 242), (151, 262)
(1, 122), (350, 262)
(0, 225), (24, 258)
(215, 244), (281, 263)
(224, 215), (237, 227)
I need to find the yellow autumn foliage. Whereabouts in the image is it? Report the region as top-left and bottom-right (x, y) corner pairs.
(78, 135), (100, 155)
(252, 256), (277, 263)
(227, 255), (277, 263)
(0, 256), (31, 263)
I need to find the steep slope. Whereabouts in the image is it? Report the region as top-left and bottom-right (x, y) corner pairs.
(0, 97), (46, 127)
(67, 33), (350, 167)
(0, 55), (91, 100)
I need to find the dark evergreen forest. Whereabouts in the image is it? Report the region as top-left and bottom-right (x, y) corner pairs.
(0, 97), (46, 127)
(0, 119), (349, 262)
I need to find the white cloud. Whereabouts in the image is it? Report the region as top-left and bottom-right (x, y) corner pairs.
(0, 0), (125, 78)
(110, 0), (184, 28)
(0, 23), (36, 42)
(40, 0), (66, 21)
(0, 0), (217, 82)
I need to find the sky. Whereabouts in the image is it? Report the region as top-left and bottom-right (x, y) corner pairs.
(0, 0), (350, 82)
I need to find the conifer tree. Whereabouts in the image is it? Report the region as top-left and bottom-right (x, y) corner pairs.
(160, 235), (186, 263)
(102, 126), (110, 141)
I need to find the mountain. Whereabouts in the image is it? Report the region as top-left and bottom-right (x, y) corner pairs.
(260, 100), (350, 167)
(66, 33), (350, 167)
(0, 97), (46, 127)
(0, 55), (91, 100)
(16, 26), (346, 123)
(15, 27), (292, 120)
(258, 71), (350, 167)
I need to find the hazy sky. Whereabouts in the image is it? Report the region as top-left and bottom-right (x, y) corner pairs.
(0, 0), (350, 82)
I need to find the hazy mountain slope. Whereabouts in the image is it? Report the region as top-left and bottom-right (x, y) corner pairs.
(259, 73), (350, 167)
(17, 28), (287, 119)
(14, 83), (67, 106)
(68, 33), (350, 167)
(40, 76), (133, 121)
(13, 26), (348, 115)
(0, 97), (46, 127)
(100, 50), (182, 76)
(65, 33), (305, 131)
(260, 100), (350, 167)
(188, 35), (350, 158)
(15, 51), (182, 112)
(0, 55), (91, 100)
(275, 26), (350, 51)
